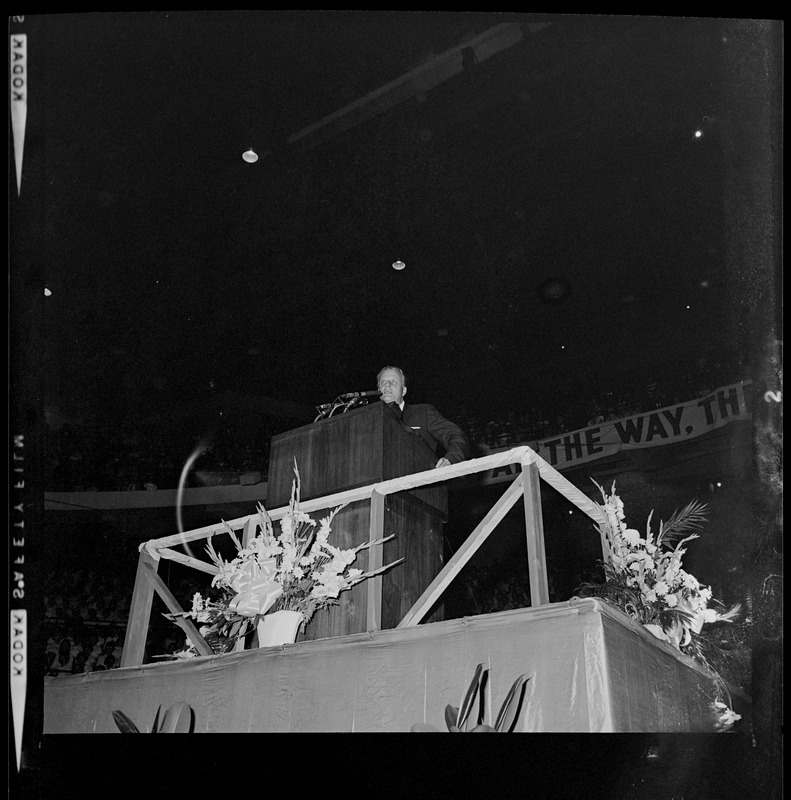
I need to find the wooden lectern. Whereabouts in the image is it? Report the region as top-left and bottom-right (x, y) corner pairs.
(266, 401), (447, 641)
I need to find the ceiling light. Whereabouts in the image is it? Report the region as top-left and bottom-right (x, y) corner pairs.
(392, 260), (405, 271)
(242, 148), (259, 163)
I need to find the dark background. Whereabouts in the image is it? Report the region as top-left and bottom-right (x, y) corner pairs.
(14, 13), (779, 427)
(9, 12), (782, 797)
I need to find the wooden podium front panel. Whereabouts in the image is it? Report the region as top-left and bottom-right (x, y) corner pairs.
(298, 492), (445, 642)
(266, 406), (385, 507)
(298, 501), (373, 642)
(269, 402), (448, 640)
(381, 492), (445, 628)
(267, 402), (447, 517)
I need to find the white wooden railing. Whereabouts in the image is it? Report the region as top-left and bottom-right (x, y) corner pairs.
(121, 446), (606, 667)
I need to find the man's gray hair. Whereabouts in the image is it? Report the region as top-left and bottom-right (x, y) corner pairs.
(377, 365), (407, 386)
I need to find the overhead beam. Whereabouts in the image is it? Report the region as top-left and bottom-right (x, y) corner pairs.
(286, 22), (550, 150)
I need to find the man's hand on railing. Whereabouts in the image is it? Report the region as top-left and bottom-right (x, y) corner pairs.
(435, 457), (452, 469)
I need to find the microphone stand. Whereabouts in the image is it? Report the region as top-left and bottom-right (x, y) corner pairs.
(314, 394), (374, 422)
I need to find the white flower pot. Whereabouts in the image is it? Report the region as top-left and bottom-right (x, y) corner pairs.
(256, 610), (303, 648)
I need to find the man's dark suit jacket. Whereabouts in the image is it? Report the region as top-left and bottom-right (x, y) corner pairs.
(387, 402), (470, 465)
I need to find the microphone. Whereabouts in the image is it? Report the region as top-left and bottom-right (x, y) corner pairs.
(339, 390), (382, 399)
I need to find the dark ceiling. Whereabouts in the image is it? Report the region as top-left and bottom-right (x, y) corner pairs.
(11, 12), (771, 435)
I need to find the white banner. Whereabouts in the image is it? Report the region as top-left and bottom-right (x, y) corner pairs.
(480, 381), (753, 484)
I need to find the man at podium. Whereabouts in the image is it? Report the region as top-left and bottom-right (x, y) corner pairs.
(376, 366), (470, 469)
(268, 365), (469, 635)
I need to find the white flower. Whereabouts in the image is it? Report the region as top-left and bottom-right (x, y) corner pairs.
(174, 639), (198, 659)
(279, 516), (293, 540)
(248, 536), (281, 560)
(686, 593), (706, 613)
(643, 589), (658, 603)
(629, 552), (655, 571)
(315, 529), (330, 550)
(212, 561), (238, 589)
(623, 528), (642, 547)
(335, 549), (357, 568)
(663, 558), (681, 583)
(664, 593), (679, 608)
(703, 608), (719, 624)
(654, 580), (669, 597)
(280, 542), (298, 572)
(311, 572), (349, 599)
(682, 572), (699, 590)
(712, 701), (741, 731)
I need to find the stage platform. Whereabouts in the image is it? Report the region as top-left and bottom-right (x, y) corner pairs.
(43, 598), (749, 733)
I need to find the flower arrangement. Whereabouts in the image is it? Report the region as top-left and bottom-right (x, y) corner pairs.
(578, 480), (739, 651)
(576, 480), (742, 730)
(166, 464), (403, 657)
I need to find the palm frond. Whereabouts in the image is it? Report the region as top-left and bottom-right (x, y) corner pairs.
(657, 500), (709, 547)
(494, 675), (529, 732)
(112, 709), (140, 733)
(457, 663), (484, 731)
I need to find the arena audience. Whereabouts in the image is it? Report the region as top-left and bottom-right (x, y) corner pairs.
(46, 374), (733, 492)
(42, 560), (215, 675)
